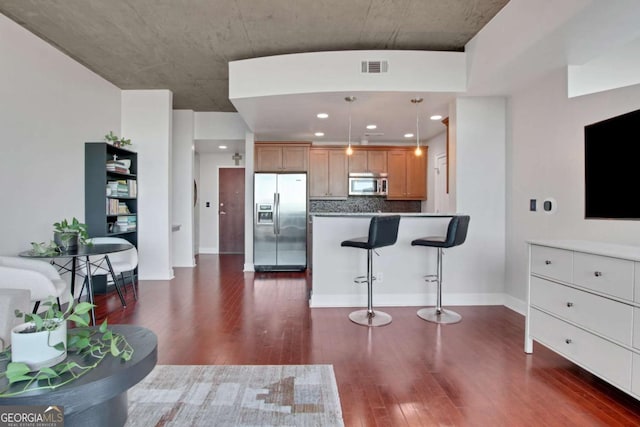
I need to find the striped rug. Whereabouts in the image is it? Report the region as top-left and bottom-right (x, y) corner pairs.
(125, 365), (344, 426)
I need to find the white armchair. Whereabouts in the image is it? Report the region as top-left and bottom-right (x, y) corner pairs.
(78, 237), (138, 303)
(0, 256), (68, 313)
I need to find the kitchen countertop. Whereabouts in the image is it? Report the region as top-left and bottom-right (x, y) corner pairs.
(310, 212), (462, 217)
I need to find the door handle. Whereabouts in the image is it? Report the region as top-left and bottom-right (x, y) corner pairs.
(274, 193), (281, 235)
(219, 211), (226, 215)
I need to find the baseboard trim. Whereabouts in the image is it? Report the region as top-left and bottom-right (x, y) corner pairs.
(199, 247), (218, 254)
(503, 295), (526, 315)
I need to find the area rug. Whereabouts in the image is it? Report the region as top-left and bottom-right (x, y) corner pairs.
(125, 365), (344, 426)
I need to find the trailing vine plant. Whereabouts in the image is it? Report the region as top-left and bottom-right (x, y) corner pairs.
(0, 297), (133, 397)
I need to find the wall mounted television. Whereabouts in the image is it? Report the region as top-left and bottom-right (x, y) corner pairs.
(585, 108), (640, 219)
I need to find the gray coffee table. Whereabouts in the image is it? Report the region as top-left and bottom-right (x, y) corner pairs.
(0, 325), (157, 427)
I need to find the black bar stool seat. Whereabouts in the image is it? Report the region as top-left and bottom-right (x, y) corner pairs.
(412, 215), (470, 324)
(341, 215), (401, 327)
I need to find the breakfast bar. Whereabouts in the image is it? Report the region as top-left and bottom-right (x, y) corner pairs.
(311, 213), (473, 308)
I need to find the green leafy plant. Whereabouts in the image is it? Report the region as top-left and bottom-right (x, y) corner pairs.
(53, 217), (90, 247)
(0, 297), (134, 396)
(29, 241), (60, 257)
(105, 131), (132, 147)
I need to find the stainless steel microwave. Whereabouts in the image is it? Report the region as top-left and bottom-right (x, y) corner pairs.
(348, 173), (388, 196)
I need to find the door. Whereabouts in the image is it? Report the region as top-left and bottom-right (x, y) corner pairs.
(218, 168), (245, 254)
(276, 173), (307, 267)
(386, 151), (407, 199)
(254, 173), (277, 266)
(309, 149), (329, 197)
(255, 146), (282, 171)
(434, 154), (449, 213)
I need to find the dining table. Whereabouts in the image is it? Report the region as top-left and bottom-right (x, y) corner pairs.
(19, 243), (134, 325)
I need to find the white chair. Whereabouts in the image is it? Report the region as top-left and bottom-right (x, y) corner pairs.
(78, 237), (138, 305)
(0, 256), (68, 313)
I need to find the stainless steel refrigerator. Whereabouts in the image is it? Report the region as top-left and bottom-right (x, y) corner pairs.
(254, 173), (307, 271)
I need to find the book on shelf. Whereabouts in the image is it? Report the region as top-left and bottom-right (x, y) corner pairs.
(106, 198), (116, 215)
(106, 179), (136, 197)
(106, 160), (130, 174)
(118, 202), (130, 214)
(116, 215), (137, 231)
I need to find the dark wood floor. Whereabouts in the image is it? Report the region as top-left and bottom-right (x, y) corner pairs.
(95, 254), (640, 426)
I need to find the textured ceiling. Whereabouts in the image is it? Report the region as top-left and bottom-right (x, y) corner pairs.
(0, 0), (509, 112)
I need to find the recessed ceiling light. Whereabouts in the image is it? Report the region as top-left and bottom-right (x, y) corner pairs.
(314, 132), (325, 137)
(366, 124), (377, 130)
(317, 113), (329, 119)
(219, 145), (227, 149)
(430, 115), (443, 120)
(404, 133), (414, 138)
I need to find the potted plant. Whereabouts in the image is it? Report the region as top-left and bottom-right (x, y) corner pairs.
(10, 298), (93, 371)
(1, 297), (133, 396)
(105, 131), (132, 148)
(53, 217), (89, 251)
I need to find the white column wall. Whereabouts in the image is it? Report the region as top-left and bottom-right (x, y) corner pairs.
(423, 131), (447, 213)
(172, 110), (196, 267)
(453, 97), (506, 296)
(244, 131), (255, 272)
(0, 14), (121, 256)
(122, 90), (173, 280)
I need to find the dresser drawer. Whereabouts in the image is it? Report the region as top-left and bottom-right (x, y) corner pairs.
(573, 252), (634, 301)
(634, 308), (640, 350)
(530, 276), (632, 345)
(635, 262), (640, 303)
(633, 353), (640, 396)
(530, 309), (632, 390)
(530, 245), (572, 282)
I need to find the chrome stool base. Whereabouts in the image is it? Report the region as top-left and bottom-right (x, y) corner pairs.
(417, 307), (462, 324)
(349, 309), (392, 327)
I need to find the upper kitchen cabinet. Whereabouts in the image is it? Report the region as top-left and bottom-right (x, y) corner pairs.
(309, 148), (348, 199)
(387, 148), (427, 200)
(255, 142), (310, 172)
(348, 149), (387, 174)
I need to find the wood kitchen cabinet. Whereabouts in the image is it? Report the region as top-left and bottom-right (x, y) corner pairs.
(348, 149), (387, 174)
(309, 148), (348, 199)
(387, 148), (427, 200)
(255, 142), (310, 172)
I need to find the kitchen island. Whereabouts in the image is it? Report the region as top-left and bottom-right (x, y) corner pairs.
(310, 213), (500, 308)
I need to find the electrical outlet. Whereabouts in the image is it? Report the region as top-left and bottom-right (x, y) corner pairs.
(377, 272), (384, 283)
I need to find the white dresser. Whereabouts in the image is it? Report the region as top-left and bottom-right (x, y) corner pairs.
(526, 240), (640, 398)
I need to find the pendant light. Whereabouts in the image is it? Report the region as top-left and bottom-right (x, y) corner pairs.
(411, 97), (423, 156)
(345, 96), (356, 156)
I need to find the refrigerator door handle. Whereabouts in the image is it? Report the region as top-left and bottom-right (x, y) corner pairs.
(274, 192), (280, 235)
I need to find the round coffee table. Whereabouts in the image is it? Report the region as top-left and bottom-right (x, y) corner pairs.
(0, 325), (157, 427)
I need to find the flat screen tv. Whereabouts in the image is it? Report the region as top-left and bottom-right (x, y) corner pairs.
(585, 108), (640, 219)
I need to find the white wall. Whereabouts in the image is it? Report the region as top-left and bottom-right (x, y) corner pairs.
(423, 131), (447, 213)
(0, 14), (121, 255)
(194, 153), (201, 253)
(194, 112), (249, 140)
(172, 110), (195, 267)
(198, 153), (245, 254)
(452, 97), (506, 297)
(122, 90), (173, 280)
(243, 131), (255, 272)
(506, 69), (640, 305)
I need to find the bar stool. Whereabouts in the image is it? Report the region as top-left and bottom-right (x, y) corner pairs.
(341, 215), (401, 327)
(411, 215), (470, 324)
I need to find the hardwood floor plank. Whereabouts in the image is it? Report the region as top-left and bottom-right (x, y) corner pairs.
(92, 254), (640, 426)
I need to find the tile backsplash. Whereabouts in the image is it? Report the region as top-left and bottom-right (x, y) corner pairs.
(310, 197), (421, 213)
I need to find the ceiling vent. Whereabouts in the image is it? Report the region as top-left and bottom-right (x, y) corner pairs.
(364, 132), (384, 137)
(361, 60), (388, 73)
